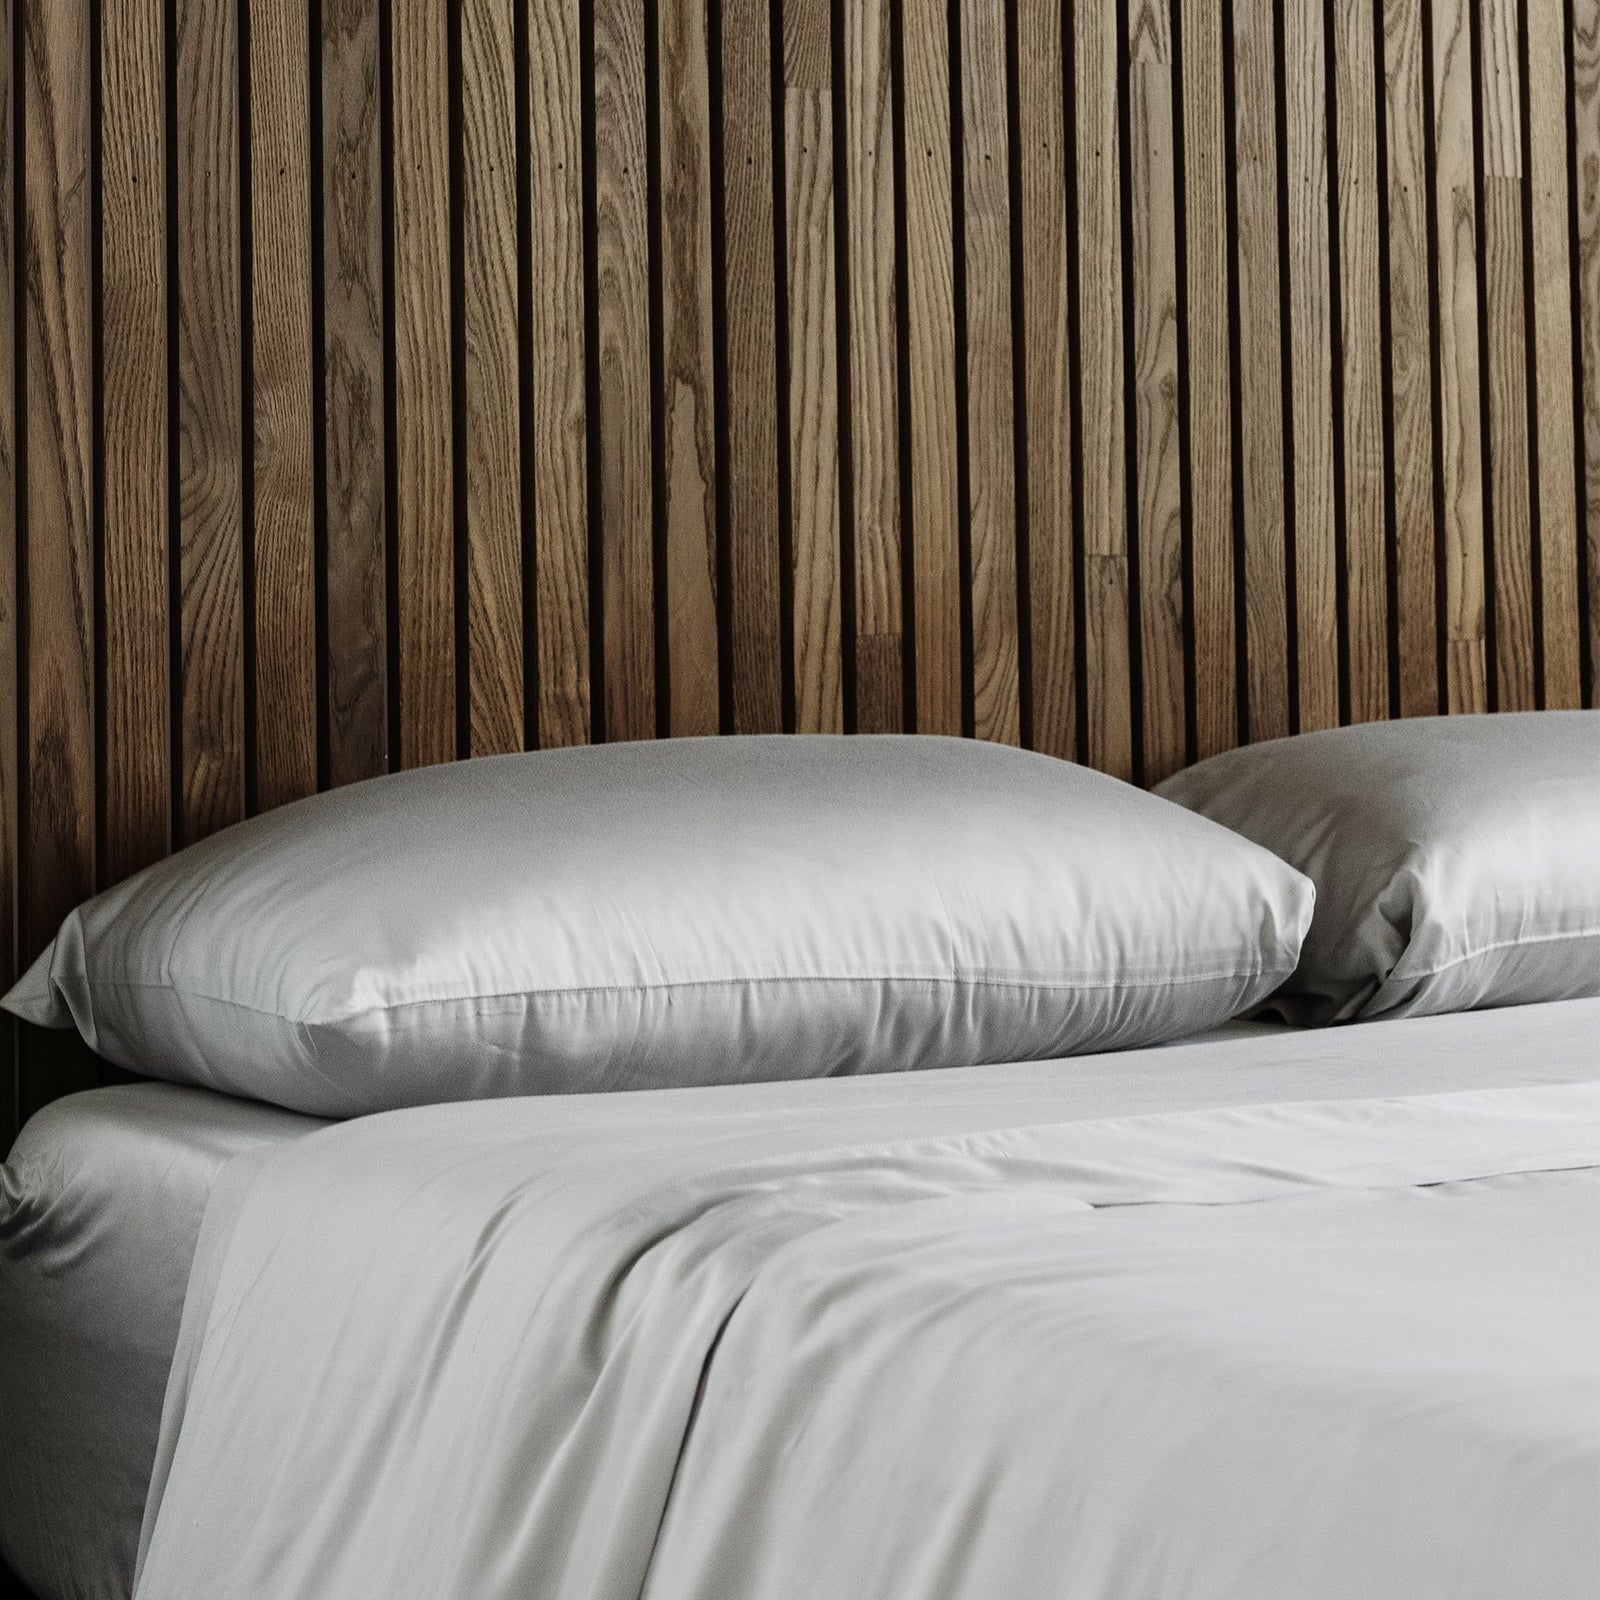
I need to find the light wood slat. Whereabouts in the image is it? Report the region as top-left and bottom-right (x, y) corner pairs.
(721, 0), (784, 733)
(1572, 0), (1599, 703)
(1075, 0), (1133, 778)
(102, 0), (170, 872)
(527, 0), (590, 745)
(1526, 0), (1580, 707)
(960, 0), (1019, 745)
(1231, 0), (1291, 741)
(1333, 0), (1389, 723)
(843, 0), (902, 733)
(1, 0), (16, 1141)
(902, 0), (960, 735)
(1383, 0), (1439, 715)
(1017, 0), (1074, 761)
(1129, 0), (1185, 780)
(594, 0), (652, 743)
(1480, 0), (1535, 711)
(250, 0), (316, 806)
(22, 0), (97, 1106)
(462, 0), (524, 755)
(1430, 0), (1487, 711)
(392, 0), (455, 764)
(1284, 0), (1339, 732)
(1180, 0), (1236, 755)
(783, 1), (843, 734)
(176, 0), (244, 838)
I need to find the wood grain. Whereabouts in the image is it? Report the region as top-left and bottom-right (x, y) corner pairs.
(527, 0), (590, 745)
(1017, 0), (1075, 761)
(1572, 0), (1599, 701)
(250, 0), (316, 806)
(594, 0), (653, 744)
(392, 0), (455, 765)
(176, 0), (245, 838)
(720, 0), (784, 733)
(1075, 0), (1134, 777)
(102, 0), (170, 871)
(1333, 0), (1389, 723)
(1284, 0), (1339, 732)
(1, 0), (16, 1140)
(1383, 0), (1440, 716)
(1129, 0), (1186, 780)
(1180, 0), (1236, 754)
(1430, 0), (1488, 711)
(843, 0), (902, 733)
(902, 0), (960, 735)
(783, 0), (843, 734)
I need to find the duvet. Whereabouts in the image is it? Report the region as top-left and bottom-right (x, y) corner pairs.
(135, 1011), (1600, 1600)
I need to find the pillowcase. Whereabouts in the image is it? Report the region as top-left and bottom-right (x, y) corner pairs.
(5, 735), (1313, 1117)
(1156, 711), (1600, 1025)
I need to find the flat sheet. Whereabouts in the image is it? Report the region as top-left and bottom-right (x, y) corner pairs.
(0, 1085), (324, 1600)
(134, 1001), (1600, 1600)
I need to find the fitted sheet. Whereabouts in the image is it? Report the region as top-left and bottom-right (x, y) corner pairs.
(0, 1084), (325, 1600)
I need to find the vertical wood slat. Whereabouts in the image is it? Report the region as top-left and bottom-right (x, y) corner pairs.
(593, 0), (652, 744)
(1575, 0), (1600, 700)
(527, 0), (590, 745)
(102, 0), (170, 872)
(783, 0), (842, 734)
(843, 0), (902, 734)
(1, 0), (15, 1143)
(392, 0), (454, 766)
(1129, 0), (1185, 781)
(1075, 0), (1134, 778)
(249, 0), (316, 806)
(176, 0), (244, 839)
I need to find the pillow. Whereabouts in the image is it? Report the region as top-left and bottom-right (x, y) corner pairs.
(1156, 712), (1600, 1025)
(5, 735), (1313, 1116)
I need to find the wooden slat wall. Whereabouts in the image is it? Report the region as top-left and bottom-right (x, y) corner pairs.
(2, 0), (1595, 1140)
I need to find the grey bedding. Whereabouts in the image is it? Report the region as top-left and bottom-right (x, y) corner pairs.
(0, 1085), (324, 1600)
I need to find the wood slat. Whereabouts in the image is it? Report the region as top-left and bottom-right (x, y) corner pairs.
(22, 0), (97, 1108)
(250, 0), (316, 806)
(1333, 0), (1389, 723)
(1526, 0), (1580, 707)
(1430, 0), (1488, 712)
(1284, 0), (1339, 732)
(1017, 0), (1074, 762)
(902, 0), (960, 735)
(1075, 0), (1134, 778)
(176, 0), (244, 838)
(783, 0), (843, 734)
(720, 0), (784, 733)
(1, 0), (16, 1143)
(1180, 0), (1236, 755)
(101, 0), (169, 873)
(1574, 0), (1599, 700)
(527, 0), (590, 745)
(1383, 0), (1439, 716)
(1129, 0), (1186, 781)
(843, 0), (902, 733)
(392, 0), (455, 765)
(594, 0), (653, 743)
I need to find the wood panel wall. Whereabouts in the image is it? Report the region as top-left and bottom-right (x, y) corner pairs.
(2, 0), (1596, 1142)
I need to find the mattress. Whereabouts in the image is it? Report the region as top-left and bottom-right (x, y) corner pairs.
(0, 1084), (325, 1600)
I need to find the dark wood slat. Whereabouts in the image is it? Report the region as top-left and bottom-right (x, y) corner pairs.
(720, 0), (784, 733)
(1129, 0), (1185, 781)
(1180, 0), (1237, 755)
(783, 0), (843, 734)
(659, 0), (719, 736)
(250, 0), (317, 805)
(392, 0), (455, 765)
(842, 0), (902, 733)
(594, 0), (653, 744)
(462, 0), (524, 755)
(0, 0), (16, 1144)
(1571, 0), (1598, 704)
(903, 0), (960, 736)
(101, 0), (170, 872)
(176, 0), (245, 838)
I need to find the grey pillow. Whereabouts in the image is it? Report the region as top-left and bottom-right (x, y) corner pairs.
(1157, 712), (1600, 1024)
(6, 736), (1312, 1116)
